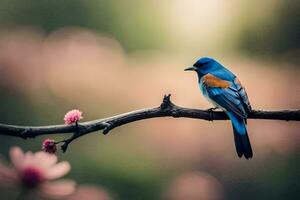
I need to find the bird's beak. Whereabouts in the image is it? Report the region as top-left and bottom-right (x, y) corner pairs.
(184, 66), (196, 71)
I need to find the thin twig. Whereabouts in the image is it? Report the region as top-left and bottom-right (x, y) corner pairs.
(0, 94), (299, 152)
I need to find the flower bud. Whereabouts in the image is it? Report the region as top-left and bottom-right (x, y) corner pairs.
(42, 139), (57, 154)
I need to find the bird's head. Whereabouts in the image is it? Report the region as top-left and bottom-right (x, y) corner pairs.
(184, 57), (219, 77)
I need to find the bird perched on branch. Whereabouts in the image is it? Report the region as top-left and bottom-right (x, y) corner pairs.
(185, 57), (253, 159)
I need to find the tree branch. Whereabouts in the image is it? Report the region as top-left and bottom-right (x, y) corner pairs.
(0, 94), (299, 152)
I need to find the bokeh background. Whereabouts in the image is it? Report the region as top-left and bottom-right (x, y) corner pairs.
(0, 0), (299, 199)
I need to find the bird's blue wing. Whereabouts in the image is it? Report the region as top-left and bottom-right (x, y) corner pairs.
(205, 85), (247, 118)
(232, 78), (252, 113)
(211, 69), (252, 114)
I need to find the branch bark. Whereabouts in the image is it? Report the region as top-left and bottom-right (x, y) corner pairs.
(0, 94), (299, 152)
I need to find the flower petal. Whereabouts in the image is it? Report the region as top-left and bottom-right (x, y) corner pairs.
(22, 151), (35, 169)
(39, 180), (76, 198)
(33, 152), (58, 169)
(45, 162), (70, 180)
(0, 164), (18, 187)
(0, 156), (18, 187)
(9, 147), (24, 169)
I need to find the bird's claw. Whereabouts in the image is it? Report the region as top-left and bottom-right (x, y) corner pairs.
(206, 107), (218, 112)
(206, 107), (218, 121)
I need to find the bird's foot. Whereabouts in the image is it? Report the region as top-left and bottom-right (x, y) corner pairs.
(206, 107), (218, 112)
(206, 107), (218, 121)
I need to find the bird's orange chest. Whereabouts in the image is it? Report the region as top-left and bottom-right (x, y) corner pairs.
(202, 74), (231, 88)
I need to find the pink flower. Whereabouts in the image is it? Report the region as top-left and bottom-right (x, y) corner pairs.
(42, 139), (57, 154)
(0, 147), (75, 198)
(64, 109), (83, 125)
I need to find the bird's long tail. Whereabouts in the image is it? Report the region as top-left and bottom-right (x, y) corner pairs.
(227, 112), (253, 159)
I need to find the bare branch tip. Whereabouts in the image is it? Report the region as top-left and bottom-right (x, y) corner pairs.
(102, 122), (112, 135)
(60, 142), (69, 153)
(161, 94), (174, 109)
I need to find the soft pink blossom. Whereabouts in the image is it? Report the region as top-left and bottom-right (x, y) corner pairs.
(0, 147), (75, 199)
(64, 109), (83, 125)
(42, 139), (57, 154)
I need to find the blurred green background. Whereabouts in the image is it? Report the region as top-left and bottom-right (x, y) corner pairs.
(0, 0), (299, 199)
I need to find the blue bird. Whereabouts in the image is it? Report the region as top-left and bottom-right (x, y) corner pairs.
(185, 57), (253, 159)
